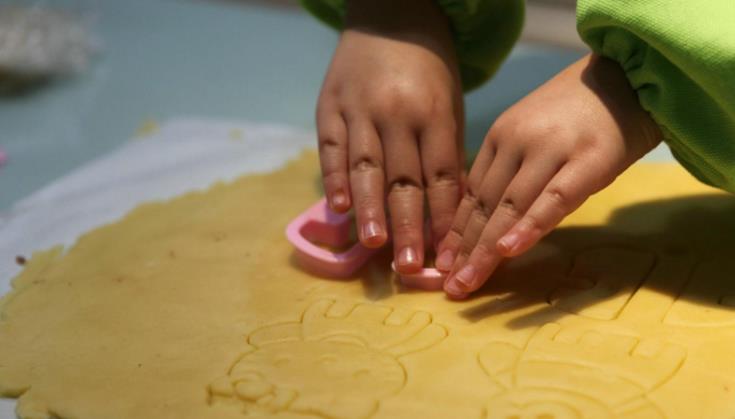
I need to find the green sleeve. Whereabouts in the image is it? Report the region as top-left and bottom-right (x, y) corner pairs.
(300, 0), (525, 91)
(577, 0), (735, 192)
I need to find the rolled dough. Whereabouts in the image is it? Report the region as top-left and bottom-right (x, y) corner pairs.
(2, 151), (735, 419)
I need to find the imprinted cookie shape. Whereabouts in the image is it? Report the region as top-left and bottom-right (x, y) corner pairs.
(208, 300), (447, 419)
(479, 323), (686, 419)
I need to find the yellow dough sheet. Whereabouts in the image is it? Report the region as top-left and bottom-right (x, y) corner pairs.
(1, 151), (735, 419)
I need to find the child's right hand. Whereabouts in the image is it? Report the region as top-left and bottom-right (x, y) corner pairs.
(436, 54), (663, 298)
(315, 0), (465, 274)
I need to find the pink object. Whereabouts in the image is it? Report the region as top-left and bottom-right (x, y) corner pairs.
(0, 148), (6, 167)
(391, 262), (446, 291)
(286, 198), (378, 278)
(286, 197), (448, 288)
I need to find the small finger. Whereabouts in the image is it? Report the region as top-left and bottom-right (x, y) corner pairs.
(435, 195), (476, 272)
(420, 120), (461, 251)
(446, 157), (562, 296)
(348, 119), (388, 248)
(442, 152), (519, 296)
(452, 150), (520, 267)
(316, 103), (351, 212)
(497, 160), (604, 257)
(453, 96), (468, 194)
(435, 138), (497, 271)
(382, 125), (425, 273)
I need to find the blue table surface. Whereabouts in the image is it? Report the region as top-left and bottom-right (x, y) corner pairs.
(1, 0), (666, 211)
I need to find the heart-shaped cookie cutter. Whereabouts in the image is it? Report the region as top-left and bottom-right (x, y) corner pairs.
(286, 198), (446, 287)
(286, 198), (377, 278)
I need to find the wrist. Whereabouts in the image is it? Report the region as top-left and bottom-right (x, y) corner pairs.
(344, 0), (457, 68)
(584, 54), (663, 150)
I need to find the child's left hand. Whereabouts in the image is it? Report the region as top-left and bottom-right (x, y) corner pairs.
(435, 54), (663, 299)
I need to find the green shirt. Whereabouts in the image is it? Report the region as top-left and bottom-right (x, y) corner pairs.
(303, 0), (735, 193)
(300, 0), (525, 91)
(578, 0), (735, 193)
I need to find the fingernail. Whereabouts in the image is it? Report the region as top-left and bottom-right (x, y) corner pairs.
(361, 221), (382, 240)
(454, 265), (476, 287)
(398, 247), (418, 267)
(497, 232), (520, 253)
(444, 279), (464, 296)
(331, 191), (347, 208)
(435, 250), (455, 271)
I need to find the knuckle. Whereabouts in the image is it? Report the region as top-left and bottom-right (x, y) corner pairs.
(491, 113), (565, 149)
(487, 111), (522, 143)
(520, 115), (563, 139)
(474, 199), (492, 219)
(350, 155), (382, 173)
(445, 194), (479, 238)
(487, 118), (510, 142)
(370, 83), (443, 121)
(319, 78), (341, 98)
(448, 218), (466, 236)
(497, 196), (523, 220)
(465, 184), (480, 201)
(318, 134), (341, 153)
(571, 137), (607, 160)
(543, 187), (572, 213)
(427, 169), (459, 189)
(483, 129), (501, 154)
(520, 213), (544, 233)
(467, 203), (491, 229)
(464, 191), (490, 219)
(373, 87), (413, 114)
(472, 242), (495, 260)
(388, 176), (423, 194)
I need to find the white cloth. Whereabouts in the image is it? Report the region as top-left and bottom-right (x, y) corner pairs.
(0, 117), (313, 418)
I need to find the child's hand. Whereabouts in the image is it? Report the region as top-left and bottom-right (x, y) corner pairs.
(316, 0), (464, 273)
(436, 54), (663, 298)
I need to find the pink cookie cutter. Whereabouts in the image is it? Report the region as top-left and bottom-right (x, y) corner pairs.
(286, 198), (377, 278)
(286, 198), (447, 288)
(391, 261), (446, 291)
